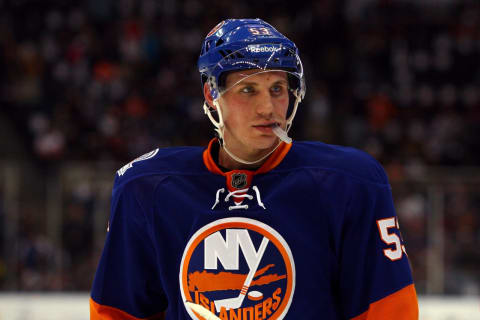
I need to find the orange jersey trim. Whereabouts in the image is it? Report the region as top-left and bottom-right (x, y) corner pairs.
(351, 284), (418, 320)
(90, 298), (165, 320)
(255, 140), (292, 174)
(202, 138), (292, 175)
(203, 138), (225, 176)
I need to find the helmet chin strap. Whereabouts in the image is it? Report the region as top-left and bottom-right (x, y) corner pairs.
(222, 141), (281, 166)
(203, 90), (302, 166)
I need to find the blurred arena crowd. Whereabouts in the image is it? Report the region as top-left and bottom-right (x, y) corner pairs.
(0, 0), (479, 294)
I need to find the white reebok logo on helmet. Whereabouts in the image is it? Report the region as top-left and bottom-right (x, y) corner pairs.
(246, 45), (281, 53)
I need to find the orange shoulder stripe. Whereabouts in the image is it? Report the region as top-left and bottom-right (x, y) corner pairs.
(90, 298), (165, 320)
(351, 284), (418, 320)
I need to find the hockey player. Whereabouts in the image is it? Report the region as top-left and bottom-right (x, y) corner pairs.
(90, 19), (419, 319)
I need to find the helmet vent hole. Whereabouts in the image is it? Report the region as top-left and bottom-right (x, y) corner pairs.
(215, 39), (224, 47)
(205, 40), (213, 53)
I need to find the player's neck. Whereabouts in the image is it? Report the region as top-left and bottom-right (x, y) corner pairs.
(218, 146), (264, 171)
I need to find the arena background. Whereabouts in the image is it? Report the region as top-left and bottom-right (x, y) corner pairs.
(0, 0), (479, 318)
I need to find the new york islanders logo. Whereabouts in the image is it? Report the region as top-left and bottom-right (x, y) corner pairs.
(180, 218), (295, 320)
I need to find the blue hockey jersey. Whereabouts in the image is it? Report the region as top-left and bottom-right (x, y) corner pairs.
(90, 138), (418, 319)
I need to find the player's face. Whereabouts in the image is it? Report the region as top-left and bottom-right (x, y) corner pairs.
(218, 69), (289, 160)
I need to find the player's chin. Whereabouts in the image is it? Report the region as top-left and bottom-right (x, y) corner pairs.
(249, 134), (279, 150)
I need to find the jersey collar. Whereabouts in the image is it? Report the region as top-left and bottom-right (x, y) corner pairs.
(202, 138), (292, 176)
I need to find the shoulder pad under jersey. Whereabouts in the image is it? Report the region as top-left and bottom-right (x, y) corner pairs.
(286, 141), (389, 185)
(114, 146), (205, 187)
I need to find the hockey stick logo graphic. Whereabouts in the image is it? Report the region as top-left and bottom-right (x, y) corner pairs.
(214, 237), (269, 312)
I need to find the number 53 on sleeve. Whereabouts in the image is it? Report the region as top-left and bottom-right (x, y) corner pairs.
(377, 217), (408, 261)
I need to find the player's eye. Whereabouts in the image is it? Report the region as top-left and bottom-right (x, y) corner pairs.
(270, 84), (286, 96)
(240, 86), (255, 94)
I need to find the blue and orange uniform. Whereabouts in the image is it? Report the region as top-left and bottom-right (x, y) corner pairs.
(90, 138), (418, 319)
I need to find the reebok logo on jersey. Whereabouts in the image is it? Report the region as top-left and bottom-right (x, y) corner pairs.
(180, 218), (295, 320)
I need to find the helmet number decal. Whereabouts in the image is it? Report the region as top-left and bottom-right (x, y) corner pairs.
(249, 27), (272, 36)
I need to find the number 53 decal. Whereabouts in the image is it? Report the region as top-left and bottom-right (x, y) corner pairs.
(377, 217), (407, 261)
(248, 27), (272, 35)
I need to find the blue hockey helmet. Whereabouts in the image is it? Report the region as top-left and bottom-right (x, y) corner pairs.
(198, 19), (306, 158)
(198, 18), (305, 100)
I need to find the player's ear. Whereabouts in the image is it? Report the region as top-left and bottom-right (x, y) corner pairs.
(203, 82), (216, 110)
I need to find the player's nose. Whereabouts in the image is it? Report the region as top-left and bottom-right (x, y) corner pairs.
(255, 89), (275, 117)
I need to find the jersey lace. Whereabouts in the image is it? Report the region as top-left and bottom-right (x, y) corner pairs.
(211, 186), (266, 211)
